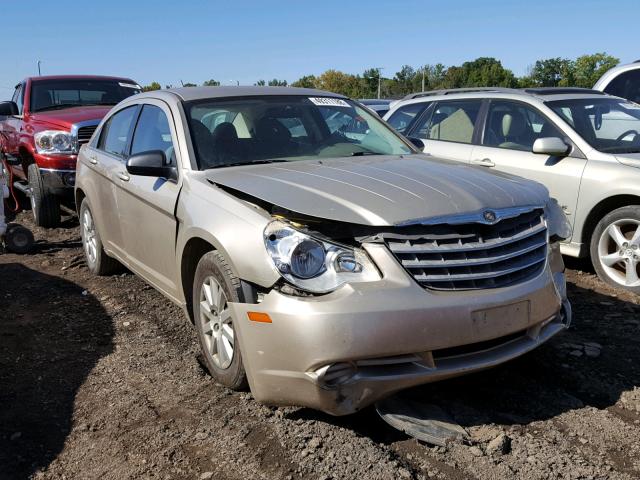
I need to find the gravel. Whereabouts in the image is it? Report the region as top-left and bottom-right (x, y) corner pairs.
(1, 213), (639, 479)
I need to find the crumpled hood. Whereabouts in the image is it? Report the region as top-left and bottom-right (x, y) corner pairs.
(207, 155), (549, 226)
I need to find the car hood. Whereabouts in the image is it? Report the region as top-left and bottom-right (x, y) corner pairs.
(615, 153), (640, 169)
(29, 105), (113, 130)
(206, 155), (549, 226)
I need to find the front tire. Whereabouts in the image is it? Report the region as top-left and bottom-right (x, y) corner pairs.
(193, 251), (249, 390)
(79, 199), (120, 276)
(590, 205), (640, 295)
(28, 164), (60, 228)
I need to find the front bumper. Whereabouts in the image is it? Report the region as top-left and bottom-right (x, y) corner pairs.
(40, 168), (76, 196)
(229, 243), (571, 416)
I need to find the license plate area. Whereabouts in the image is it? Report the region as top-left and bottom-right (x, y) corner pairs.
(471, 300), (530, 338)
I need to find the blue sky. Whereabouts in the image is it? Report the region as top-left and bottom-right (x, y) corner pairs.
(1, 0), (637, 95)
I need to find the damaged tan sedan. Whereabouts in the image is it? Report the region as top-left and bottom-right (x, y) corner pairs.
(75, 86), (572, 415)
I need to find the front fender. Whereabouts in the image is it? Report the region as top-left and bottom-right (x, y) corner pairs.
(175, 176), (280, 303)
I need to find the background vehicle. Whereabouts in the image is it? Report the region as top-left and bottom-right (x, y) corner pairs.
(594, 61), (640, 104)
(0, 75), (141, 227)
(359, 98), (394, 117)
(75, 86), (570, 415)
(385, 87), (640, 293)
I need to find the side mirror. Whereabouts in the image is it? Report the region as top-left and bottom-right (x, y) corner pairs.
(532, 137), (570, 156)
(126, 150), (177, 180)
(408, 137), (425, 150)
(0, 101), (18, 116)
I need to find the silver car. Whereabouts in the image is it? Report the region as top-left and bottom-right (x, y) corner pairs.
(75, 86), (570, 415)
(385, 87), (640, 294)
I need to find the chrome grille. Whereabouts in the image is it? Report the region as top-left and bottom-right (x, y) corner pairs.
(384, 208), (547, 290)
(76, 125), (98, 145)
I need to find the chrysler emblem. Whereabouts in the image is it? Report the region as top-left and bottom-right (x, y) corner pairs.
(483, 210), (497, 223)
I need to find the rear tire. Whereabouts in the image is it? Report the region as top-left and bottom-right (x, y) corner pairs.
(193, 251), (250, 390)
(28, 163), (60, 228)
(79, 199), (120, 275)
(590, 205), (640, 295)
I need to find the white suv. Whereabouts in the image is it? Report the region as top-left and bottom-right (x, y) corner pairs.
(385, 87), (640, 294)
(594, 61), (640, 104)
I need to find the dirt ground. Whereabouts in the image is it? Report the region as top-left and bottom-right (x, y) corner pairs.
(1, 211), (639, 480)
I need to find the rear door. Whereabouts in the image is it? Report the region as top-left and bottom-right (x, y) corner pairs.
(407, 99), (483, 163)
(86, 104), (140, 259)
(471, 99), (586, 229)
(114, 101), (182, 300)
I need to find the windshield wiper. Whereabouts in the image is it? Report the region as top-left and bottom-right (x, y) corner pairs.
(351, 151), (381, 156)
(32, 103), (83, 112)
(207, 159), (289, 169)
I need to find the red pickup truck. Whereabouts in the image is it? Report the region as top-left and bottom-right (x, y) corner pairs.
(0, 75), (141, 227)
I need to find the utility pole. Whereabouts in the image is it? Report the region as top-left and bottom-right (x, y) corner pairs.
(37, 60), (42, 76)
(376, 67), (384, 99)
(421, 66), (426, 92)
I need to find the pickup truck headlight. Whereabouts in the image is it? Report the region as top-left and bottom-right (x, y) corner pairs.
(34, 130), (77, 154)
(264, 220), (381, 293)
(545, 198), (572, 242)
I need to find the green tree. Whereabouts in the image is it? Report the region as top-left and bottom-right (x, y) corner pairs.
(142, 81), (161, 91)
(202, 79), (220, 86)
(291, 75), (316, 88)
(362, 68), (382, 98)
(526, 58), (575, 87)
(254, 79), (266, 86)
(573, 52), (619, 88)
(391, 65), (417, 96)
(315, 70), (363, 97)
(182, 82), (197, 87)
(268, 79), (288, 86)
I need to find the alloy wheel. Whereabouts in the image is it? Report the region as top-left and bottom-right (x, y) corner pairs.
(82, 208), (97, 266)
(199, 276), (234, 369)
(597, 219), (640, 287)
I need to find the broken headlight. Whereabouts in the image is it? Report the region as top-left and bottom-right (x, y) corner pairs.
(264, 220), (381, 293)
(545, 197), (572, 242)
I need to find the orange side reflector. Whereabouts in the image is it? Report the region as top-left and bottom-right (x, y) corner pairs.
(247, 311), (272, 323)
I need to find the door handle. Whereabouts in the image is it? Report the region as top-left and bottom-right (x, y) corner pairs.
(117, 171), (130, 182)
(88, 154), (98, 165)
(471, 158), (495, 167)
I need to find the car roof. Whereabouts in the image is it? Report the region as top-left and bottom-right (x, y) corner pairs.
(594, 61), (640, 90)
(159, 86), (347, 102)
(393, 87), (616, 108)
(26, 74), (138, 84)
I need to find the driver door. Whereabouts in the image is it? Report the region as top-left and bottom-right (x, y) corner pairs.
(114, 101), (182, 301)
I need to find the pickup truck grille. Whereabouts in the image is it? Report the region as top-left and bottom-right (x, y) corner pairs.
(76, 125), (98, 145)
(383, 208), (547, 290)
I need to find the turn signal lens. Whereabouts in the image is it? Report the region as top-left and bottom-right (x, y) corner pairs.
(247, 311), (272, 323)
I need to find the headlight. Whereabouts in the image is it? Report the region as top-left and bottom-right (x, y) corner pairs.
(545, 198), (572, 242)
(264, 220), (381, 293)
(34, 130), (76, 154)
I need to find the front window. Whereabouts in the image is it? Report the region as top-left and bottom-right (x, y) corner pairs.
(186, 96), (413, 170)
(30, 79), (141, 113)
(548, 98), (640, 153)
(483, 100), (563, 152)
(604, 69), (640, 104)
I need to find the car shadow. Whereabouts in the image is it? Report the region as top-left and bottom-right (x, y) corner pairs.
(0, 263), (113, 478)
(287, 281), (640, 443)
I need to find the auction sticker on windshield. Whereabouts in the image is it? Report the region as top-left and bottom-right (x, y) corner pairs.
(309, 97), (350, 107)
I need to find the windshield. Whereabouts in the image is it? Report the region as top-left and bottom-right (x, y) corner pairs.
(547, 98), (640, 154)
(186, 96), (413, 170)
(30, 79), (141, 112)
